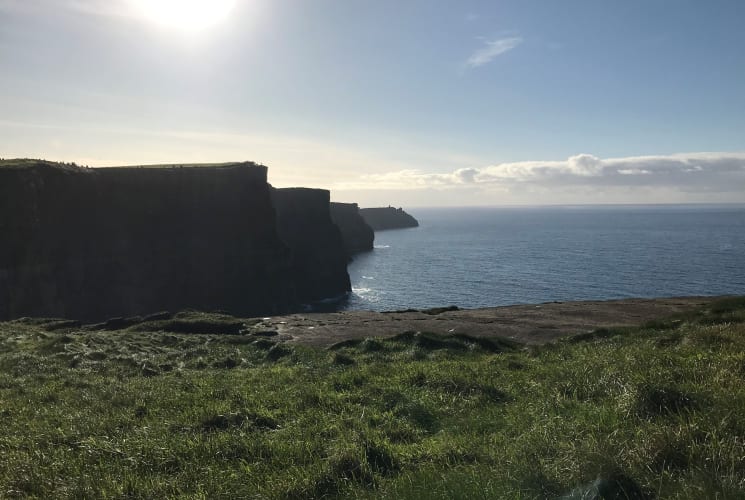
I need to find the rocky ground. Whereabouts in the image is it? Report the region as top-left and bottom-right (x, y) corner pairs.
(252, 296), (721, 347)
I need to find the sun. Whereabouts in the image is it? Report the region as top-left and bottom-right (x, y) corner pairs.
(130, 0), (237, 31)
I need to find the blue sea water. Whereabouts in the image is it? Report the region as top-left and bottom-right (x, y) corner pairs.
(341, 205), (745, 312)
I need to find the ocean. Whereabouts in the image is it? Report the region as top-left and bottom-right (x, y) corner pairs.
(340, 205), (745, 312)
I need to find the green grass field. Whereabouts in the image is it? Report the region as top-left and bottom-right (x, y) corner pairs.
(1, 299), (744, 498)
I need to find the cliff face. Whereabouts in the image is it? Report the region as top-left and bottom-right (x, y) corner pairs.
(0, 160), (350, 321)
(359, 207), (419, 231)
(329, 202), (374, 257)
(271, 188), (351, 303)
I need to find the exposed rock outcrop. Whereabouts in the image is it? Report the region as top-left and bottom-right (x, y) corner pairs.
(271, 188), (351, 303)
(0, 160), (351, 321)
(359, 206), (419, 231)
(329, 202), (374, 257)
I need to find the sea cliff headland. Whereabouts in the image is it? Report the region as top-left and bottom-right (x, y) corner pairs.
(0, 159), (352, 321)
(359, 206), (419, 231)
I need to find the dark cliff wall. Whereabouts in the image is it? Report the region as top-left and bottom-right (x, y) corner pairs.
(359, 207), (419, 231)
(271, 188), (351, 302)
(0, 161), (299, 321)
(329, 202), (374, 257)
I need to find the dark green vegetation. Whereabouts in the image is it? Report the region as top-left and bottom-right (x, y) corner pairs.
(1, 300), (744, 498)
(0, 159), (84, 169)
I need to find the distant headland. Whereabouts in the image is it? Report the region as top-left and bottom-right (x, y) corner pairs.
(359, 206), (419, 231)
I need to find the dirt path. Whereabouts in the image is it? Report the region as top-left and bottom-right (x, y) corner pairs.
(256, 296), (722, 347)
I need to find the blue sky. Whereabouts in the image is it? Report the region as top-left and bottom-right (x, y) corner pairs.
(1, 0), (744, 205)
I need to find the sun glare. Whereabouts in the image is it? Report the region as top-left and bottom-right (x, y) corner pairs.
(131, 0), (237, 31)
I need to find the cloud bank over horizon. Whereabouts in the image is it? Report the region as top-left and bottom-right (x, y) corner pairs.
(332, 152), (745, 205)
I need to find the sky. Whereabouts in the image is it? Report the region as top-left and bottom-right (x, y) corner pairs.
(1, 0), (744, 206)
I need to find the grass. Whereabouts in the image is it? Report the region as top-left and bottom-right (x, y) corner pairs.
(0, 158), (260, 170)
(0, 300), (744, 498)
(0, 158), (83, 170)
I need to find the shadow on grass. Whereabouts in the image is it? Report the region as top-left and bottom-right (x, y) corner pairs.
(635, 384), (697, 419)
(200, 411), (279, 432)
(328, 331), (517, 354)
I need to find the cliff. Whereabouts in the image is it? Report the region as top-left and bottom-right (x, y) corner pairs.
(329, 202), (374, 257)
(271, 188), (351, 303)
(0, 160), (350, 321)
(359, 206), (419, 231)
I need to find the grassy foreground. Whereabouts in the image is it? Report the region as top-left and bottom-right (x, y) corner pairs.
(1, 299), (744, 499)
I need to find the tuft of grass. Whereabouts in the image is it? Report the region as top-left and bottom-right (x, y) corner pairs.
(266, 344), (293, 361)
(634, 385), (697, 418)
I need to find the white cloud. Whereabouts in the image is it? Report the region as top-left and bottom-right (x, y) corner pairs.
(466, 37), (523, 68)
(336, 152), (745, 198)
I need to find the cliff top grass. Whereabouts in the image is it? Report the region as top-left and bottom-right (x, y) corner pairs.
(0, 158), (263, 171)
(1, 298), (744, 498)
(0, 158), (84, 170)
(107, 161), (264, 170)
